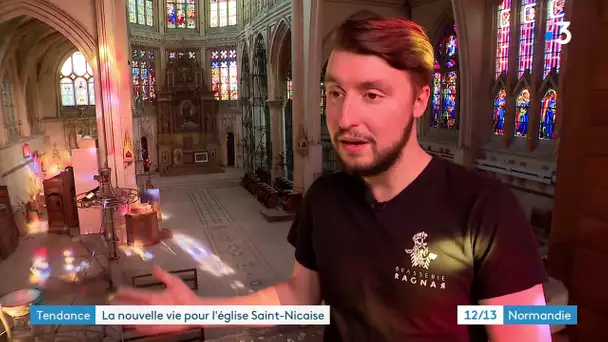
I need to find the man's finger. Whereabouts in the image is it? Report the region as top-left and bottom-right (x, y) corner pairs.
(151, 265), (183, 288)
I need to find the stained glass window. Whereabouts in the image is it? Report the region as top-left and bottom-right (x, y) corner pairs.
(128, 0), (154, 26)
(167, 0), (196, 29)
(131, 48), (157, 105)
(544, 0), (565, 77)
(539, 89), (557, 140)
(430, 23), (458, 130)
(495, 0), (511, 78)
(518, 0), (536, 77)
(515, 88), (530, 136)
(209, 0), (237, 27)
(286, 68), (292, 100)
(168, 50), (197, 61)
(211, 49), (238, 100)
(59, 51), (95, 106)
(431, 68), (441, 124)
(493, 89), (507, 135)
(1, 77), (16, 124)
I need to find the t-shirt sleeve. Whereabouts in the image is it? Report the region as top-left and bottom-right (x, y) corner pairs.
(470, 184), (548, 300)
(287, 187), (319, 271)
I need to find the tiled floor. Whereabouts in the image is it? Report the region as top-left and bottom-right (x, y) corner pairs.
(0, 168), (307, 341)
(0, 168), (570, 341)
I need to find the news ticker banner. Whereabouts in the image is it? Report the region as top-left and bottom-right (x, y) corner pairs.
(457, 305), (577, 325)
(30, 305), (330, 325)
(29, 305), (577, 326)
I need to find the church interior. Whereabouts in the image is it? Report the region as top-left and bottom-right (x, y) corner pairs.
(0, 0), (605, 340)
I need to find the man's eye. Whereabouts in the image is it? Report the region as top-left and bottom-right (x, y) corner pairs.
(365, 93), (380, 100)
(329, 90), (342, 98)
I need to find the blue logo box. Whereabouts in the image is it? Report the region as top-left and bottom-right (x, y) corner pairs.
(30, 305), (96, 325)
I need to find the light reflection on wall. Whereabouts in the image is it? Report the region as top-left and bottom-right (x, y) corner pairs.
(41, 147), (72, 179)
(172, 233), (235, 277)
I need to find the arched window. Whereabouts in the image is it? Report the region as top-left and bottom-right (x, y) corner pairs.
(211, 48), (238, 100)
(493, 89), (507, 135)
(430, 23), (458, 130)
(286, 67), (292, 100)
(539, 89), (557, 139)
(492, 0), (566, 140)
(518, 0), (536, 78)
(209, 0), (237, 27)
(128, 0), (154, 26)
(131, 48), (157, 105)
(539, 0), (565, 140)
(59, 51), (95, 107)
(167, 0), (196, 29)
(495, 0), (511, 79)
(515, 88), (530, 136)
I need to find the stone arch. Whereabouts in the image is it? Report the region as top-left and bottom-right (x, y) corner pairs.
(321, 10), (381, 63)
(268, 18), (291, 100)
(0, 0), (97, 64)
(430, 11), (456, 48)
(268, 18), (291, 70)
(252, 33), (268, 96)
(239, 41), (251, 100)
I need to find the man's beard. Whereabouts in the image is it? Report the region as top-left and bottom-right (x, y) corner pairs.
(333, 118), (415, 178)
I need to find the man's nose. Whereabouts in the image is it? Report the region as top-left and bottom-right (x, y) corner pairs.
(337, 96), (360, 129)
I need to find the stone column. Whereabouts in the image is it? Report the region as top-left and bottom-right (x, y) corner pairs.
(267, 99), (285, 181)
(290, 0), (322, 193)
(94, 0), (136, 189)
(303, 0), (323, 188)
(290, 0), (306, 193)
(452, 0), (487, 168)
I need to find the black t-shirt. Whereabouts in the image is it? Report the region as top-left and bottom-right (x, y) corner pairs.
(287, 157), (548, 342)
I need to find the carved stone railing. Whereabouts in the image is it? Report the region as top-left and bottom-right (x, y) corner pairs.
(62, 117), (98, 149)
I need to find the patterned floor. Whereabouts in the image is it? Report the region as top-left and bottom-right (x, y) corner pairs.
(189, 187), (279, 293)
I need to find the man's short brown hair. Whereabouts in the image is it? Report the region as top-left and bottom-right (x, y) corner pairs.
(332, 17), (435, 92)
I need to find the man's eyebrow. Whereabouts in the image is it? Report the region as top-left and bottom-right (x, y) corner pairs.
(324, 74), (391, 93)
(324, 73), (339, 84)
(357, 80), (390, 90)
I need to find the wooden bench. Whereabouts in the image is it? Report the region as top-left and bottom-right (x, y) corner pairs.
(256, 183), (279, 208)
(282, 191), (303, 213)
(255, 167), (271, 185)
(121, 268), (204, 341)
(273, 177), (293, 194)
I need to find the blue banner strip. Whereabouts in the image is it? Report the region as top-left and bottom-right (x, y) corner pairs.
(503, 305), (577, 325)
(30, 305), (96, 325)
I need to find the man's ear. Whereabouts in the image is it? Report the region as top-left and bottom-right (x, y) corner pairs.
(413, 85), (431, 119)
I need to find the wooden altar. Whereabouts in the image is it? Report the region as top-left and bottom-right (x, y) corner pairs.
(156, 53), (222, 176)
